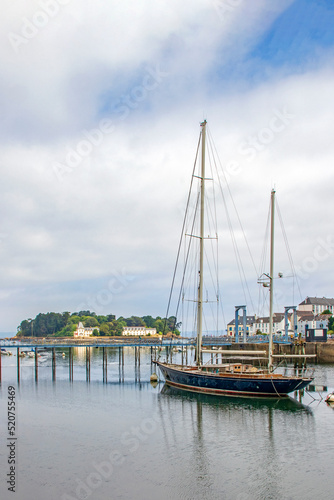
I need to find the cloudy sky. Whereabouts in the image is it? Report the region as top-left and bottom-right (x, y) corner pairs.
(1, 0), (334, 333)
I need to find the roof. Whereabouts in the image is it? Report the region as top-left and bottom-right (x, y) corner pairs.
(298, 314), (316, 322)
(227, 316), (256, 326)
(299, 297), (334, 306)
(314, 314), (331, 320)
(123, 326), (156, 330)
(254, 314), (285, 324)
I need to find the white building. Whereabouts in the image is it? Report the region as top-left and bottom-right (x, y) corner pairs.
(227, 316), (256, 337)
(74, 321), (98, 338)
(226, 297), (334, 337)
(299, 297), (334, 315)
(228, 314), (289, 336)
(297, 313), (330, 335)
(122, 326), (157, 336)
(252, 313), (287, 335)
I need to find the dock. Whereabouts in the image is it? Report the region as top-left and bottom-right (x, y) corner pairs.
(0, 338), (195, 383)
(1, 337), (333, 383)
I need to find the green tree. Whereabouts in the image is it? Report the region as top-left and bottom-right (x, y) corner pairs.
(78, 310), (96, 317)
(62, 311), (70, 323)
(99, 324), (110, 336)
(142, 316), (155, 328)
(55, 324), (76, 337)
(84, 317), (99, 328)
(18, 320), (31, 337)
(68, 315), (81, 325)
(97, 315), (108, 324)
(32, 312), (67, 336)
(125, 316), (145, 327)
(154, 319), (165, 334)
(109, 319), (125, 336)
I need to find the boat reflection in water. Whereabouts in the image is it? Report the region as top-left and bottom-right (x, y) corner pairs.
(159, 383), (313, 414)
(157, 383), (315, 500)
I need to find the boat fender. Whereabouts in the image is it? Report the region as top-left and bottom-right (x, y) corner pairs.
(325, 392), (334, 403)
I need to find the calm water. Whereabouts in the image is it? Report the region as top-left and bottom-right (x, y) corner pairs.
(0, 347), (334, 500)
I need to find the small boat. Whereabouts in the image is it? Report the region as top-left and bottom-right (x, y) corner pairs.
(1, 348), (12, 356)
(157, 121), (314, 398)
(27, 351), (35, 358)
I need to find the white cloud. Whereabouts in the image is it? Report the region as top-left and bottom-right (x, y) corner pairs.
(1, 0), (334, 331)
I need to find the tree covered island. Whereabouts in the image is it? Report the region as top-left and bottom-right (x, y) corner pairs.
(16, 311), (180, 337)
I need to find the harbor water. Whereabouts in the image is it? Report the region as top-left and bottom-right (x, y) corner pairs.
(0, 346), (334, 500)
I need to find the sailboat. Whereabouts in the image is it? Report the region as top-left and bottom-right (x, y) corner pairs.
(157, 120), (314, 398)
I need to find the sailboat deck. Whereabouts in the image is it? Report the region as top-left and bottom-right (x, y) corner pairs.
(202, 356), (269, 361)
(165, 363), (306, 380)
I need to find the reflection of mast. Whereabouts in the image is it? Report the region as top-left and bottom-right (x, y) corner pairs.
(268, 406), (274, 442)
(196, 399), (203, 440)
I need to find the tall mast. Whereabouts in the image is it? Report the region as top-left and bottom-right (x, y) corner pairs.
(268, 188), (275, 372)
(196, 120), (206, 366)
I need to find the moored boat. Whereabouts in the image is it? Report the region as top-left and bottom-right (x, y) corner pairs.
(157, 362), (312, 398)
(1, 348), (12, 356)
(157, 121), (313, 398)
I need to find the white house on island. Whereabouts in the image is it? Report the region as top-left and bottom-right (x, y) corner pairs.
(74, 322), (99, 338)
(122, 326), (157, 336)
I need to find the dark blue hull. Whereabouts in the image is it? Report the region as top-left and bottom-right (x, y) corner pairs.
(157, 362), (313, 398)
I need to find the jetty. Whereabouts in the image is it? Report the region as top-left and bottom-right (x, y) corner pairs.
(0, 337), (333, 383)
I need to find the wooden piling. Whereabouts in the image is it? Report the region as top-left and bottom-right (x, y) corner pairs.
(52, 348), (56, 381)
(102, 347), (107, 383)
(86, 346), (91, 382)
(119, 347), (124, 382)
(69, 347), (73, 381)
(118, 347), (121, 382)
(122, 347), (124, 381)
(34, 348), (38, 382)
(17, 347), (20, 383)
